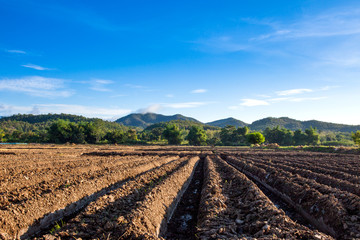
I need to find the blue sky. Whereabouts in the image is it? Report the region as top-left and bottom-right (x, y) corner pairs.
(1, 0), (360, 124)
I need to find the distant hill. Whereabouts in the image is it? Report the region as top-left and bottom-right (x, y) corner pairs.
(207, 117), (248, 128)
(0, 113), (96, 124)
(249, 117), (360, 132)
(2, 113), (359, 133)
(115, 113), (201, 128)
(0, 113), (130, 134)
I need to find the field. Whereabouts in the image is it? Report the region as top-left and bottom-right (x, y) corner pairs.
(0, 145), (359, 239)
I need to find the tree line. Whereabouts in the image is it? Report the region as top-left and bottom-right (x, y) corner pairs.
(0, 118), (359, 147)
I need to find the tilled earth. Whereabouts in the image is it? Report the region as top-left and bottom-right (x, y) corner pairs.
(0, 145), (359, 239)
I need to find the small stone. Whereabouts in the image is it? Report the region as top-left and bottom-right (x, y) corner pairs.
(343, 223), (348, 229)
(42, 234), (57, 240)
(314, 234), (322, 239)
(262, 224), (270, 231)
(108, 195), (115, 202)
(235, 219), (244, 224)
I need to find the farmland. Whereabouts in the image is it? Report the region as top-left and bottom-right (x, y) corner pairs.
(0, 145), (359, 239)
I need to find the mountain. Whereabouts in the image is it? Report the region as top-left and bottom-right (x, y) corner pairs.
(0, 113), (96, 124)
(207, 117), (248, 128)
(115, 113), (201, 128)
(2, 113), (359, 133)
(249, 117), (360, 132)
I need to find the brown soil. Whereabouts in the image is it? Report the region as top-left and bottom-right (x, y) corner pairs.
(197, 155), (332, 239)
(224, 153), (360, 239)
(163, 157), (205, 239)
(0, 145), (359, 239)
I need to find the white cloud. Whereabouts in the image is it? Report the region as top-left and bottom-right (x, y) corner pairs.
(166, 94), (174, 98)
(0, 104), (32, 116)
(240, 8), (360, 70)
(6, 49), (26, 54)
(90, 79), (114, 92)
(21, 64), (51, 71)
(165, 102), (208, 109)
(0, 76), (73, 98)
(276, 88), (313, 96)
(0, 103), (131, 120)
(240, 99), (269, 107)
(191, 89), (207, 94)
(137, 104), (162, 114)
(250, 8), (360, 41)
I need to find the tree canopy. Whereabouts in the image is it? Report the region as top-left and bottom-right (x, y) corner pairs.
(352, 131), (360, 146)
(246, 132), (265, 145)
(186, 126), (207, 146)
(162, 124), (182, 145)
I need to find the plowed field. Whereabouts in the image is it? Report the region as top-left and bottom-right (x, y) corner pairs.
(0, 145), (359, 239)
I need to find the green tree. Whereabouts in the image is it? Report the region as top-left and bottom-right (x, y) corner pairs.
(352, 131), (360, 146)
(246, 132), (265, 145)
(264, 126), (294, 146)
(104, 130), (126, 144)
(186, 126), (207, 146)
(47, 119), (73, 143)
(305, 127), (320, 145)
(293, 129), (307, 145)
(163, 124), (182, 145)
(126, 129), (138, 142)
(233, 126), (249, 145)
(0, 128), (5, 142)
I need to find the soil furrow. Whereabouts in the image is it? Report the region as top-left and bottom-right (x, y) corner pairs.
(163, 156), (205, 239)
(197, 155), (331, 239)
(35, 156), (189, 239)
(224, 154), (360, 239)
(0, 155), (177, 239)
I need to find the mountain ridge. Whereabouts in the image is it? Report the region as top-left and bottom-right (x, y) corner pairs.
(1, 113), (359, 133)
(115, 113), (360, 132)
(206, 117), (248, 128)
(115, 113), (200, 128)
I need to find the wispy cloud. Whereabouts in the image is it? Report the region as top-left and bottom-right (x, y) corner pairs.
(6, 49), (26, 54)
(0, 103), (33, 116)
(276, 88), (313, 96)
(0, 76), (73, 98)
(166, 94), (174, 98)
(240, 99), (270, 107)
(90, 79), (114, 92)
(235, 87), (328, 108)
(136, 104), (162, 114)
(21, 64), (51, 71)
(0, 103), (131, 120)
(191, 89), (207, 94)
(250, 8), (360, 41)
